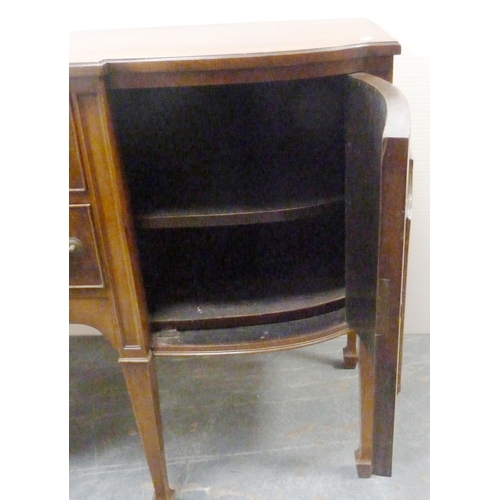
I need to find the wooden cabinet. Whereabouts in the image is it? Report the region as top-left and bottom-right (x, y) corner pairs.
(70, 19), (412, 499)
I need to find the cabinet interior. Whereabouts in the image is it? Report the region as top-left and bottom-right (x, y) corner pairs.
(108, 75), (348, 333)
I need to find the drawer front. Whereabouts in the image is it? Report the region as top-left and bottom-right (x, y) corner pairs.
(69, 205), (104, 288)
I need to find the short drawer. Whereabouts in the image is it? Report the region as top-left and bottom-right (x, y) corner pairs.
(69, 204), (104, 288)
(70, 99), (86, 192)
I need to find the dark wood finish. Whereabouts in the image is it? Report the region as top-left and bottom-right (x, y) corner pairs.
(69, 102), (86, 192)
(70, 82), (151, 354)
(355, 338), (375, 478)
(120, 354), (174, 500)
(106, 57), (395, 89)
(137, 197), (342, 229)
(345, 73), (411, 476)
(69, 204), (104, 288)
(69, 19), (411, 497)
(343, 330), (358, 369)
(107, 78), (346, 222)
(152, 309), (350, 356)
(398, 156), (413, 394)
(149, 289), (344, 331)
(137, 211), (345, 331)
(69, 19), (400, 78)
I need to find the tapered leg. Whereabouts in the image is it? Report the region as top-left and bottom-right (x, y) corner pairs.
(355, 338), (374, 478)
(343, 329), (358, 368)
(372, 335), (399, 476)
(121, 353), (174, 500)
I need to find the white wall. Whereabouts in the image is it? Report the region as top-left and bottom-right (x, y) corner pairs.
(69, 1), (430, 335)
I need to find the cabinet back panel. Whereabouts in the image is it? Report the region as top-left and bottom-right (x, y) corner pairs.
(109, 76), (346, 214)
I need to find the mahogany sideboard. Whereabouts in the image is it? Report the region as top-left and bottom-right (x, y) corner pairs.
(69, 19), (412, 499)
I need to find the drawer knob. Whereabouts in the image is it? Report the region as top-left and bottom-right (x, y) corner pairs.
(69, 237), (83, 256)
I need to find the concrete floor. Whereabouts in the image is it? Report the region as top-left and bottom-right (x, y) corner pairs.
(69, 334), (429, 500)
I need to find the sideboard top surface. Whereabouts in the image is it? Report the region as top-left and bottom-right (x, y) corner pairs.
(69, 18), (400, 69)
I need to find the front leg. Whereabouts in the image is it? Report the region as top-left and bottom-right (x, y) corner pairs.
(121, 353), (174, 500)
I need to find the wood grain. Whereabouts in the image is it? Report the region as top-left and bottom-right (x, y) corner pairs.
(344, 73), (411, 476)
(70, 19), (399, 65)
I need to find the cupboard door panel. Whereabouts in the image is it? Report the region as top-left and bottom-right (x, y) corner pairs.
(345, 72), (411, 353)
(345, 72), (411, 476)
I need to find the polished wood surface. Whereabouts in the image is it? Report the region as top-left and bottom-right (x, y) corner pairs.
(69, 19), (399, 65)
(356, 339), (375, 478)
(345, 72), (410, 475)
(69, 19), (399, 87)
(69, 19), (411, 498)
(69, 204), (104, 288)
(120, 354), (174, 500)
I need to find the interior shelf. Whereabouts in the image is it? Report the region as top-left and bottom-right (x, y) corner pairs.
(149, 271), (345, 330)
(137, 196), (343, 228)
(137, 211), (345, 331)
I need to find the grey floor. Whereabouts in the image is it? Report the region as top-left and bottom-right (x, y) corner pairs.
(69, 334), (429, 500)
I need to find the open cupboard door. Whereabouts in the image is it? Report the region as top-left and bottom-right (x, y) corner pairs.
(344, 73), (412, 477)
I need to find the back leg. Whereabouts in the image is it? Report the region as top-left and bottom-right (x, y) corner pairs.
(343, 329), (358, 369)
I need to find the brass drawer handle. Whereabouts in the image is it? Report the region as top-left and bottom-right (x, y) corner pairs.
(69, 237), (83, 256)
